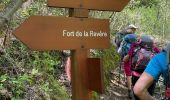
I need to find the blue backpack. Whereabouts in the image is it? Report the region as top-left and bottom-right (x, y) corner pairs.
(119, 34), (137, 57)
(115, 31), (128, 48)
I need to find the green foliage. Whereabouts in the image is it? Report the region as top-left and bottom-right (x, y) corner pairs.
(129, 0), (160, 9)
(48, 75), (69, 100)
(0, 40), (69, 99)
(10, 74), (32, 98)
(92, 46), (120, 100)
(102, 46), (120, 86)
(108, 0), (170, 41)
(92, 92), (100, 100)
(1, 0), (10, 4)
(0, 74), (32, 99)
(13, 0), (67, 26)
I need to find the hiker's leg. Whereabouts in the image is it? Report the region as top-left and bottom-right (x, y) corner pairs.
(127, 76), (133, 99)
(147, 81), (156, 96)
(132, 76), (140, 100)
(123, 61), (132, 89)
(123, 61), (133, 99)
(65, 57), (71, 81)
(127, 76), (132, 90)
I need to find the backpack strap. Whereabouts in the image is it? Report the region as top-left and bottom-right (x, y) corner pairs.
(168, 44), (170, 71)
(167, 44), (170, 87)
(165, 43), (170, 99)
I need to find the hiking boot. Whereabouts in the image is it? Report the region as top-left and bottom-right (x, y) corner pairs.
(128, 89), (133, 99)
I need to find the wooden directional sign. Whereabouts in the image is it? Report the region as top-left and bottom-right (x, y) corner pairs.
(13, 0), (130, 99)
(13, 16), (110, 51)
(48, 0), (130, 11)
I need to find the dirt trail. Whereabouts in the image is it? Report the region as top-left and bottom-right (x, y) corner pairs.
(101, 67), (165, 100)
(100, 67), (131, 100)
(59, 62), (165, 100)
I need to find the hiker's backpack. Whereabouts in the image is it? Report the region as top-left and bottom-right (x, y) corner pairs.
(120, 34), (137, 57)
(165, 43), (170, 99)
(115, 31), (128, 48)
(131, 36), (156, 73)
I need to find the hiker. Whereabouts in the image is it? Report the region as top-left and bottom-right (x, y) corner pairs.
(65, 56), (71, 81)
(116, 24), (138, 99)
(115, 24), (138, 48)
(118, 33), (138, 99)
(133, 43), (170, 100)
(123, 35), (160, 99)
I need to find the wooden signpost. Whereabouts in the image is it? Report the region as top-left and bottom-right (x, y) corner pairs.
(48, 0), (130, 11)
(13, 0), (130, 100)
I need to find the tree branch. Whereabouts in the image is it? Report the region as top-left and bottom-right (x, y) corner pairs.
(0, 0), (26, 28)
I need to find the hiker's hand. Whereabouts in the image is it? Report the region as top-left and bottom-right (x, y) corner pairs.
(123, 55), (129, 62)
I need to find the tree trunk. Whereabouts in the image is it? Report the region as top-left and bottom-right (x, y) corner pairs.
(0, 0), (26, 28)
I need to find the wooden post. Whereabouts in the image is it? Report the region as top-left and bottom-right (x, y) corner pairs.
(87, 58), (104, 94)
(71, 49), (92, 100)
(69, 8), (92, 100)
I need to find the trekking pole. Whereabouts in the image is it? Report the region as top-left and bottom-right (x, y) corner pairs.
(118, 57), (121, 83)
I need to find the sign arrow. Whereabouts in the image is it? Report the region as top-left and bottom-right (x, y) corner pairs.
(13, 16), (110, 51)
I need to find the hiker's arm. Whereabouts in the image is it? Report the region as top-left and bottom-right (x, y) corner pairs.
(133, 72), (155, 100)
(123, 43), (135, 63)
(123, 55), (129, 62)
